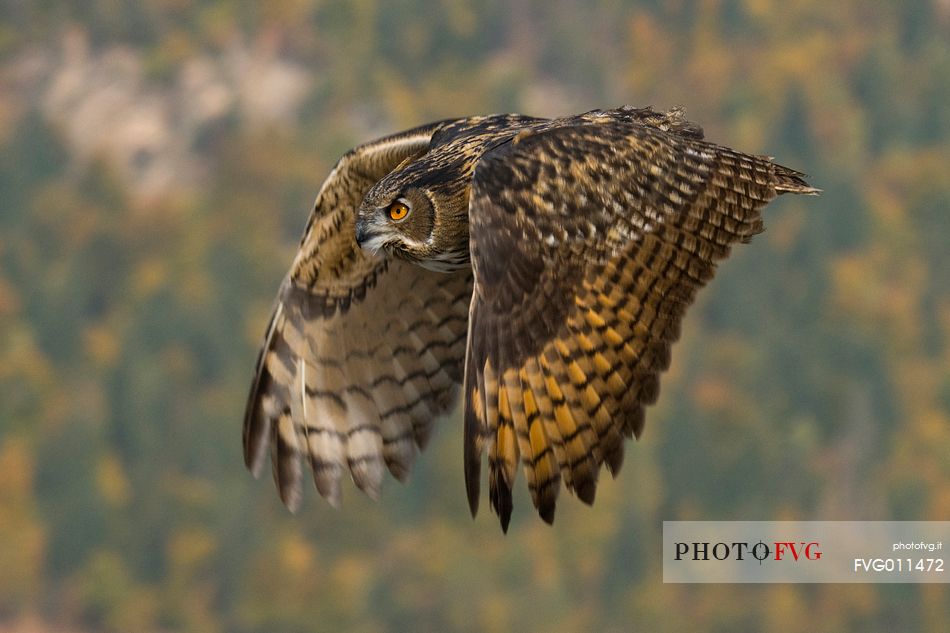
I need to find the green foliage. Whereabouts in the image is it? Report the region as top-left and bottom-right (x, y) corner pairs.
(1, 1), (949, 631)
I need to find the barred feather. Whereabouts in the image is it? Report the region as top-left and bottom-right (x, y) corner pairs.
(244, 122), (472, 511)
(463, 110), (818, 529)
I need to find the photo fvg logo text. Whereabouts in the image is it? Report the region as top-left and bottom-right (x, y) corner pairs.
(663, 521), (950, 583)
(674, 540), (823, 563)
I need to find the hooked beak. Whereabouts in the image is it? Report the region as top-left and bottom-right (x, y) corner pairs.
(354, 218), (370, 247)
(354, 217), (384, 254)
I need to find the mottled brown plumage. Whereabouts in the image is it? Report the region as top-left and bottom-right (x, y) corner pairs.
(243, 106), (819, 530)
(243, 121), (472, 510)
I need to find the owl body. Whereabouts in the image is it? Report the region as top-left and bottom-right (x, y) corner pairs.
(244, 106), (818, 531)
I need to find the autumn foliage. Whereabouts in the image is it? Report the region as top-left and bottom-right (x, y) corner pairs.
(0, 1), (948, 631)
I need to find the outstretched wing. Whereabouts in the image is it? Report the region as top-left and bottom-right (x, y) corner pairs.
(463, 119), (818, 530)
(244, 121), (472, 511)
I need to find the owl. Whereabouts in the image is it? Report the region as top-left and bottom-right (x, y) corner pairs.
(243, 106), (819, 531)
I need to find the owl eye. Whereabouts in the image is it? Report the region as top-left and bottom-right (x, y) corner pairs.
(388, 200), (411, 222)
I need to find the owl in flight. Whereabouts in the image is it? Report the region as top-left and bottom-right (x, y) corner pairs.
(243, 106), (818, 531)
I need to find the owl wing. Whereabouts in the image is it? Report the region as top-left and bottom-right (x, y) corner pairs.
(244, 121), (472, 511)
(463, 119), (818, 530)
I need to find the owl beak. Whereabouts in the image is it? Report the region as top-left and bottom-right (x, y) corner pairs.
(354, 218), (370, 247)
(355, 215), (384, 254)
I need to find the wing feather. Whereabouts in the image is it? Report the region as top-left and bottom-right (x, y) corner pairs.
(244, 121), (474, 510)
(463, 115), (818, 528)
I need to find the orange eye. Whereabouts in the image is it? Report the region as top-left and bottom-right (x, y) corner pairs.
(388, 201), (410, 221)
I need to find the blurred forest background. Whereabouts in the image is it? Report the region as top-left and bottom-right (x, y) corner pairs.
(1, 1), (949, 631)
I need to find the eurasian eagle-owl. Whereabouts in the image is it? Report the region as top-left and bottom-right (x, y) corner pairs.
(243, 106), (819, 531)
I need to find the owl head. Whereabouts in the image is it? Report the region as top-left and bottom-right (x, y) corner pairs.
(355, 155), (472, 272)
